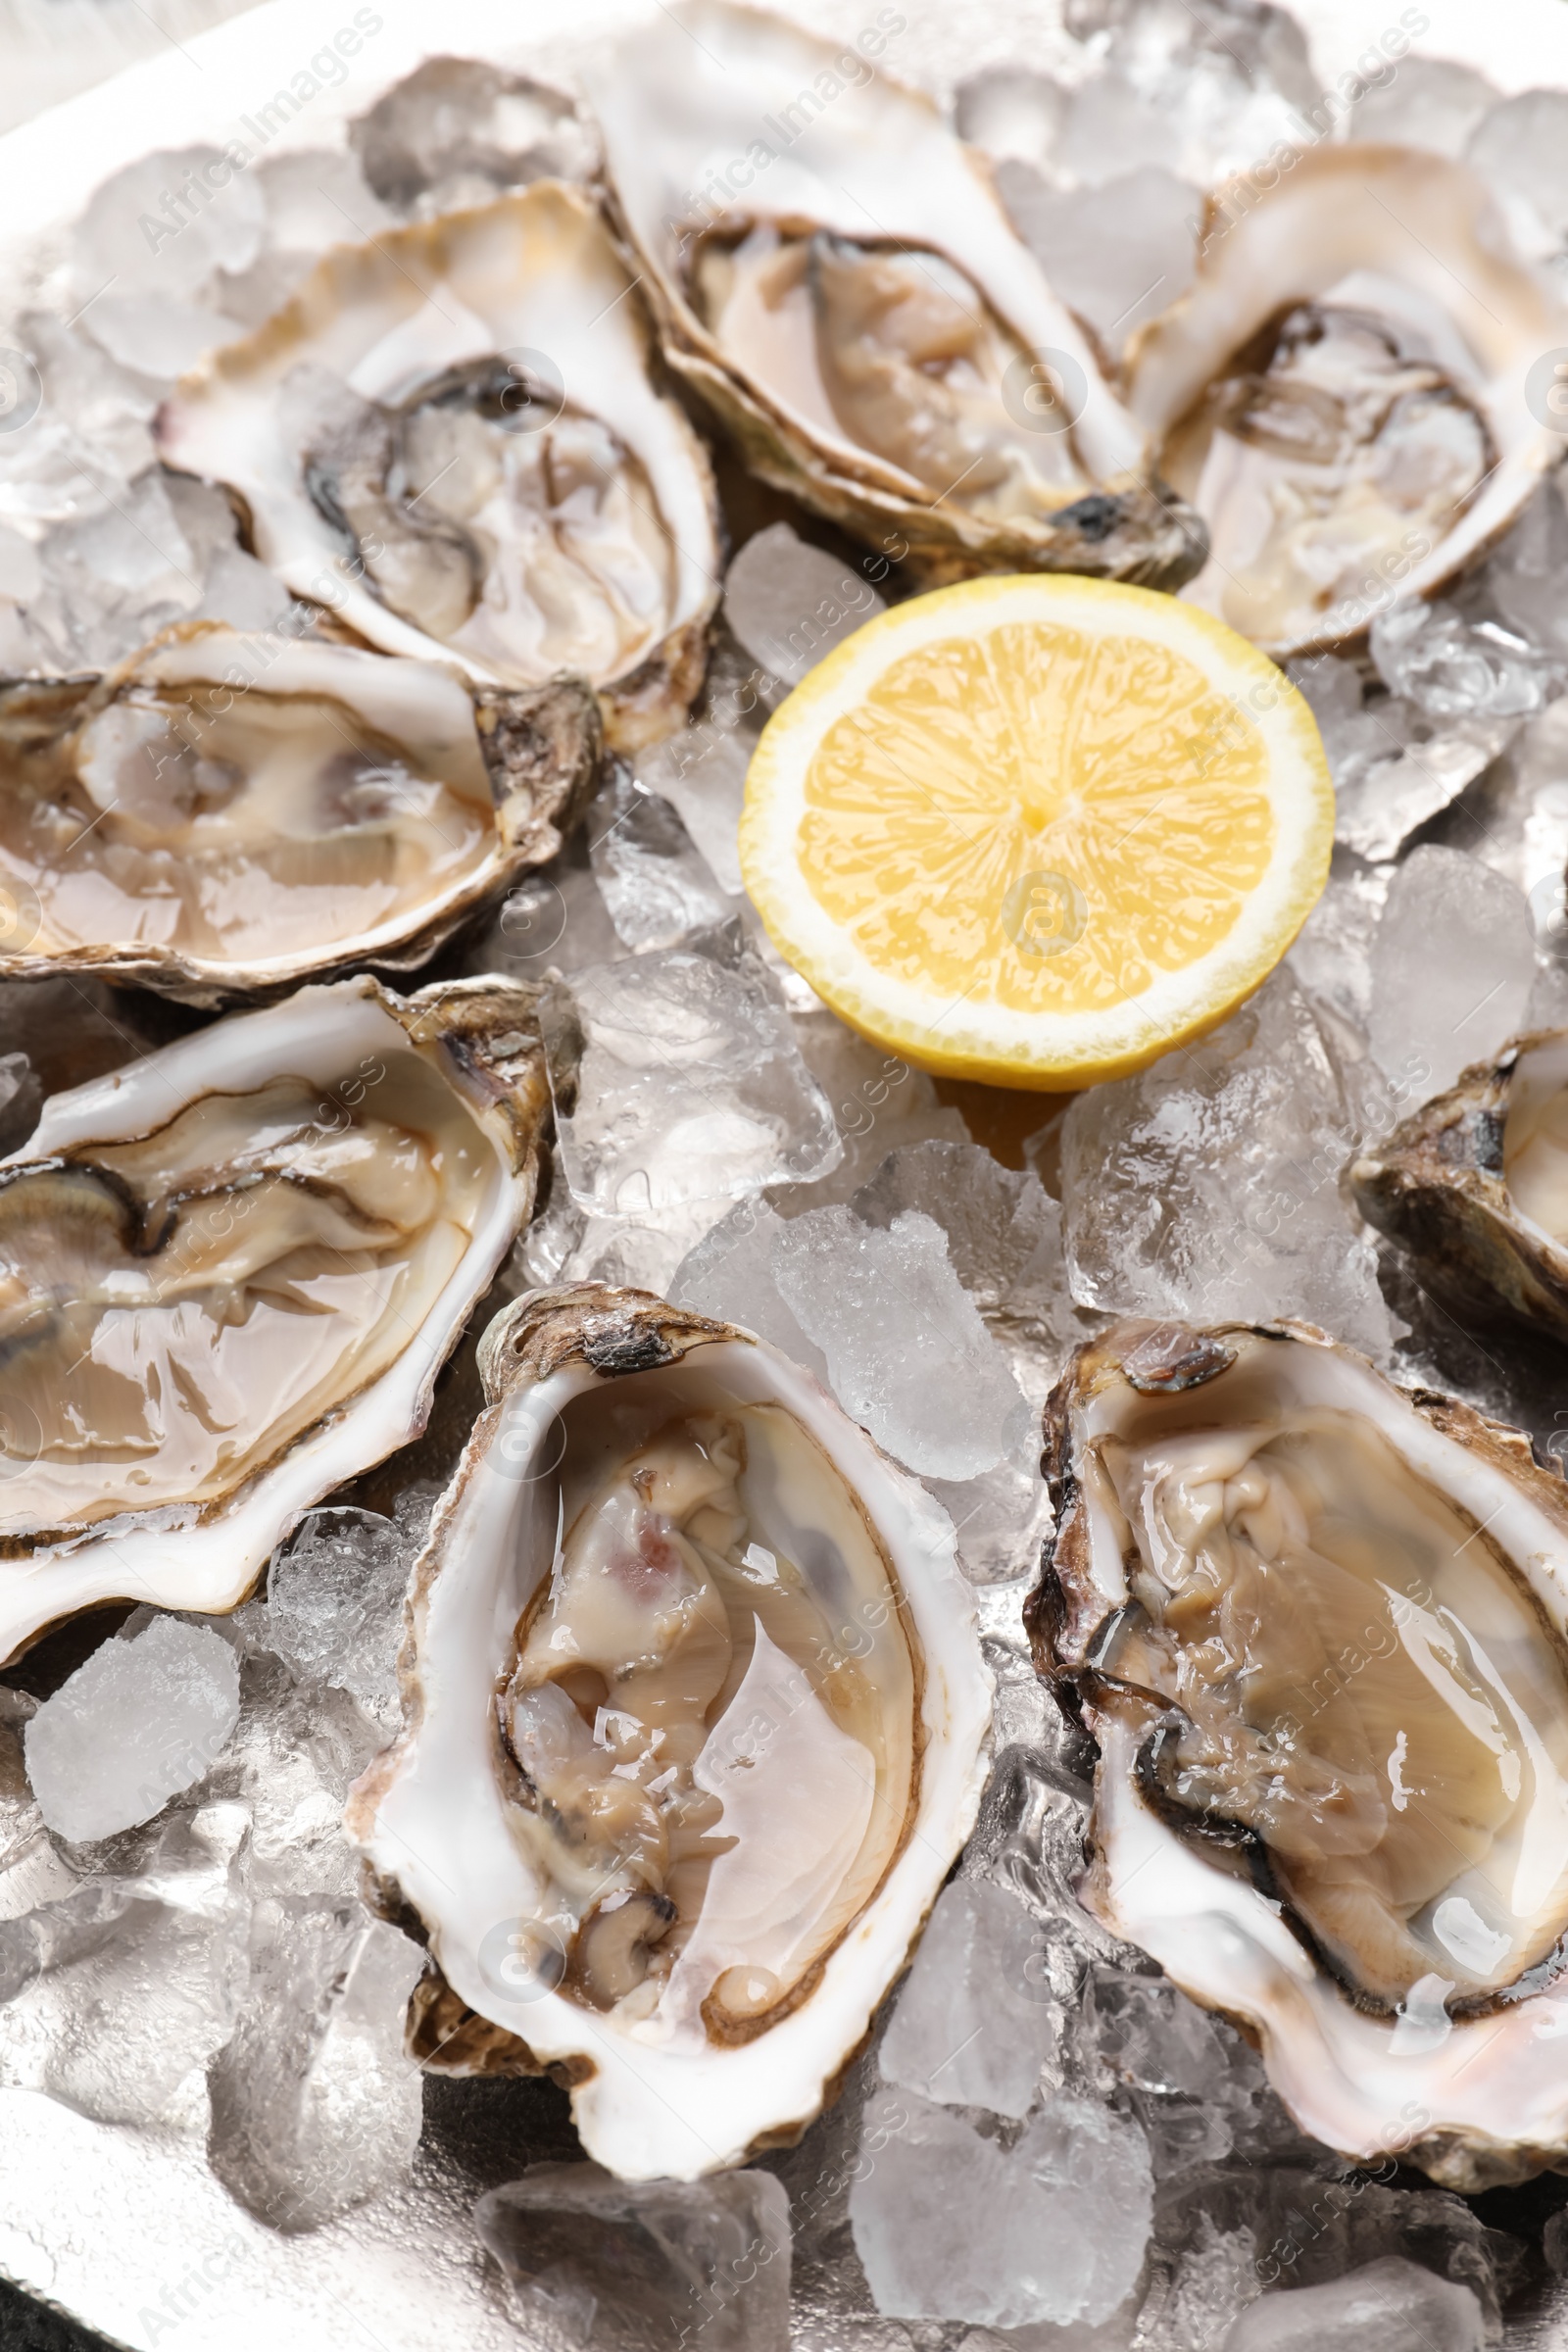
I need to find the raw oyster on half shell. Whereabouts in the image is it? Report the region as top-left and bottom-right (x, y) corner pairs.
(1351, 1028), (1568, 1348)
(1031, 1316), (1568, 2191)
(0, 624), (598, 1005)
(0, 972), (547, 1664)
(1126, 144), (1568, 656)
(157, 184), (721, 751)
(585, 0), (1202, 587)
(349, 1283), (991, 2180)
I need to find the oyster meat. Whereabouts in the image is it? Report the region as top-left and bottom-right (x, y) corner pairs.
(0, 623), (598, 1005)
(585, 0), (1202, 586)
(1126, 144), (1568, 655)
(156, 184), (721, 751)
(0, 973), (547, 1663)
(350, 1284), (991, 2180)
(1352, 1027), (1568, 1347)
(1031, 1317), (1568, 2190)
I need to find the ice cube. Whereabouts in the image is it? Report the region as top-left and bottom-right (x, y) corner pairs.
(924, 1453), (1054, 1586)
(879, 1877), (1064, 2117)
(777, 1006), (970, 1208)
(202, 1653), (381, 1902)
(1288, 653), (1411, 793)
(635, 702), (752, 897)
(0, 315), (158, 539)
(85, 295), (245, 381)
(851, 1144), (1074, 1561)
(1288, 856), (1390, 1036)
(0, 1692), (75, 1924)
(671, 1199), (830, 1377)
(0, 521), (40, 604)
(1368, 846), (1536, 1096)
(468, 851), (625, 986)
(954, 65), (1070, 168)
(1061, 969), (1396, 1355)
(1072, 0), (1318, 102)
(997, 162), (1200, 350)
(474, 2164), (792, 2352)
(850, 2084), (1152, 2328)
(1476, 696), (1568, 923)
(770, 1205), (1031, 1478)
(542, 925), (841, 1215)
(722, 522), (886, 690)
(254, 148), (395, 256)
(514, 1141), (737, 1297)
(1334, 718), (1517, 865)
(32, 466), (206, 666)
(1058, 71), (1186, 183)
(351, 58), (598, 216)
(69, 148), (267, 302)
(1082, 1968), (1229, 2097)
(1220, 2255), (1485, 2352)
(1466, 89), (1568, 249)
(1486, 477), (1568, 662)
(1348, 55), (1499, 156)
(852, 1138), (1075, 1377)
(24, 1618), (241, 1844)
(1067, 0), (1318, 184)
(208, 1898), (426, 2230)
(194, 544), (298, 633)
(0, 1802), (249, 2127)
(570, 1199), (741, 1295)
(1149, 2215), (1263, 2351)
(1370, 597), (1559, 723)
(248, 1507), (413, 1733)
(587, 768), (737, 951)
(1286, 648), (1515, 861)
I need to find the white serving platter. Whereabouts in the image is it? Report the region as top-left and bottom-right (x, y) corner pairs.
(3, 0), (1568, 2344)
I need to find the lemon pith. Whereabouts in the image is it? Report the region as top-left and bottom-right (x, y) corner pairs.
(740, 574), (1334, 1090)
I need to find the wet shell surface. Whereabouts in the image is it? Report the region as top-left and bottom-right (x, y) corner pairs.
(0, 624), (599, 1007)
(349, 1283), (992, 2180)
(1351, 1028), (1568, 1347)
(1030, 1315), (1568, 2191)
(0, 972), (548, 1664)
(1126, 143), (1568, 656)
(156, 183), (722, 752)
(585, 0), (1203, 588)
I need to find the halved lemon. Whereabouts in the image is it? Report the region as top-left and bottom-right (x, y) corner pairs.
(740, 574), (1334, 1090)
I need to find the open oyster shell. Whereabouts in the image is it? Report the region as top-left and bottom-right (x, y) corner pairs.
(349, 1282), (992, 2180)
(156, 184), (722, 752)
(1351, 1028), (1568, 1347)
(585, 0), (1202, 589)
(1029, 1316), (1568, 2191)
(0, 972), (548, 1664)
(1126, 144), (1568, 657)
(0, 623), (598, 1007)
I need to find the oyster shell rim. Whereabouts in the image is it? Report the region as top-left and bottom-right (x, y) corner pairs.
(0, 968), (549, 1667)
(153, 180), (725, 755)
(1123, 139), (1568, 658)
(1027, 1312), (1568, 2192)
(1350, 1027), (1568, 1349)
(348, 1280), (994, 2180)
(584, 0), (1208, 591)
(0, 621), (602, 1008)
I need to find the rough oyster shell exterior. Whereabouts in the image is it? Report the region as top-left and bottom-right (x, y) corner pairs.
(1350, 1031), (1568, 1346)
